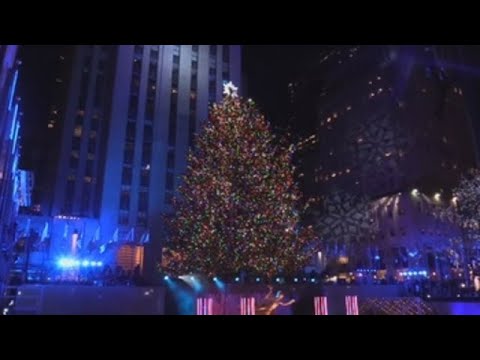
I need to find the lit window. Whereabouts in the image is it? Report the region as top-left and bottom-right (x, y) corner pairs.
(74, 126), (82, 137)
(459, 88), (463, 95)
(68, 175), (75, 181)
(346, 105), (352, 111)
(357, 138), (363, 144)
(84, 176), (92, 183)
(377, 76), (381, 80)
(346, 168), (350, 173)
(326, 117), (331, 123)
(87, 153), (95, 160)
(48, 123), (54, 128)
(378, 88), (383, 93)
(172, 89), (178, 94)
(77, 110), (85, 116)
(71, 151), (79, 159)
(56, 78), (63, 83)
(89, 131), (97, 139)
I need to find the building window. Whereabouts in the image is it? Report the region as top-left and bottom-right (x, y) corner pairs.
(165, 191), (174, 205)
(74, 125), (83, 137)
(137, 213), (147, 227)
(119, 211), (129, 225)
(134, 45), (144, 57)
(151, 46), (159, 60)
(145, 99), (154, 121)
(88, 139), (96, 154)
(82, 184), (91, 213)
(142, 142), (152, 166)
(167, 149), (175, 170)
(123, 142), (135, 165)
(168, 113), (177, 147)
(69, 156), (79, 169)
(210, 45), (217, 56)
(122, 167), (132, 185)
(140, 169), (150, 187)
(128, 95), (139, 119)
(120, 190), (130, 211)
(166, 171), (174, 191)
(138, 191), (148, 212)
(72, 137), (81, 151)
(126, 122), (136, 141)
(222, 45), (230, 63)
(91, 115), (99, 131)
(94, 74), (104, 108)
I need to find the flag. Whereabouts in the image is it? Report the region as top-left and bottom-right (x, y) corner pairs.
(112, 228), (119, 243)
(94, 226), (100, 242)
(126, 228), (135, 243)
(63, 223), (69, 240)
(141, 232), (150, 244)
(40, 222), (49, 242)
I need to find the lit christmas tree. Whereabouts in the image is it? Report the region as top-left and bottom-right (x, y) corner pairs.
(162, 82), (317, 278)
(437, 168), (480, 270)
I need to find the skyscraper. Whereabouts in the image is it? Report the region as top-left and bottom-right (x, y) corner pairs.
(295, 45), (476, 198)
(48, 45), (241, 278)
(290, 45), (477, 273)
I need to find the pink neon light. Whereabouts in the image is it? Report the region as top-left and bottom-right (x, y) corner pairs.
(197, 298), (213, 315)
(240, 297), (255, 315)
(345, 296), (359, 315)
(314, 296), (328, 315)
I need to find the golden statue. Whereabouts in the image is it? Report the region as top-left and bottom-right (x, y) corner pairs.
(256, 286), (295, 315)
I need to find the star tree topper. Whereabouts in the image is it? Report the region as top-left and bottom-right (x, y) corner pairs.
(223, 81), (239, 98)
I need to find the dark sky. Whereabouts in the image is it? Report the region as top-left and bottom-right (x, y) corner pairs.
(243, 45), (326, 128)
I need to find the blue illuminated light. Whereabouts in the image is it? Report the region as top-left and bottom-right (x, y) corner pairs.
(235, 277), (240, 282)
(374, 255), (380, 260)
(9, 104), (18, 140)
(310, 278), (315, 283)
(12, 122), (20, 155)
(293, 278), (298, 283)
(276, 277), (281, 283)
(256, 277), (261, 283)
(8, 70), (18, 111)
(213, 277), (218, 282)
(57, 257), (103, 269)
(164, 275), (170, 281)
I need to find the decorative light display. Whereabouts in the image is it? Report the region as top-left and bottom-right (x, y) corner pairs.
(313, 191), (378, 257)
(57, 257), (103, 269)
(162, 86), (317, 278)
(359, 298), (436, 315)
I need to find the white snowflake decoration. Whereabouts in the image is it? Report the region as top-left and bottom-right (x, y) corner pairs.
(223, 81), (238, 98)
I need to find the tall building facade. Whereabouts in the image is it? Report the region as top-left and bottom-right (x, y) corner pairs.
(296, 45), (476, 199)
(0, 45), (22, 248)
(45, 45), (241, 278)
(292, 45), (477, 273)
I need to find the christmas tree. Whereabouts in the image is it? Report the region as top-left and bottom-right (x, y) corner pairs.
(162, 82), (317, 278)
